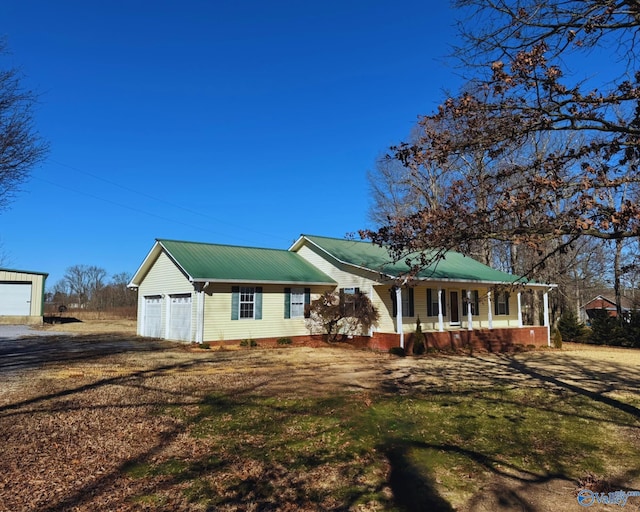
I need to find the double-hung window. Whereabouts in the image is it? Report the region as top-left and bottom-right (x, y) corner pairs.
(231, 286), (262, 320)
(495, 291), (510, 316)
(426, 288), (446, 317)
(284, 287), (310, 318)
(391, 287), (414, 317)
(340, 287), (359, 316)
(464, 290), (480, 316)
(239, 287), (255, 319)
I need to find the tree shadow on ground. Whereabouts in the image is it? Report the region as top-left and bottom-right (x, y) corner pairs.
(382, 442), (454, 512)
(4, 345), (640, 511)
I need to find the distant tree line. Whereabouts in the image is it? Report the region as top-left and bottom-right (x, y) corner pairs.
(46, 265), (136, 311)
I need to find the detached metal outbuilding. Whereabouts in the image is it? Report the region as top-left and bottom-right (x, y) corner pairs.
(0, 268), (48, 325)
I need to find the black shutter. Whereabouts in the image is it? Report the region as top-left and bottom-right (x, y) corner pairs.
(441, 290), (446, 316)
(231, 286), (239, 320)
(255, 287), (262, 320)
(304, 288), (311, 318)
(284, 287), (291, 319)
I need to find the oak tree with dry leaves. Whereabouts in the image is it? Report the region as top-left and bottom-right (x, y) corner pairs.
(363, 0), (640, 316)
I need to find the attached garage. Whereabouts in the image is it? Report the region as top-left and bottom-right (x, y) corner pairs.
(168, 294), (192, 341)
(0, 268), (48, 325)
(142, 296), (163, 337)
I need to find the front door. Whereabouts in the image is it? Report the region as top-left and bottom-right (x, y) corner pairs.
(450, 291), (460, 324)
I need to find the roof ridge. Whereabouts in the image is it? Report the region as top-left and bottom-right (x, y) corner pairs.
(158, 238), (291, 253)
(302, 234), (369, 244)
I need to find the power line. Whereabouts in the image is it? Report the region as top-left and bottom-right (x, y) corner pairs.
(44, 159), (291, 244)
(33, 175), (269, 245)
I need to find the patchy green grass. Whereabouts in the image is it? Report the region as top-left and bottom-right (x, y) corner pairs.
(126, 382), (640, 510)
(4, 344), (640, 511)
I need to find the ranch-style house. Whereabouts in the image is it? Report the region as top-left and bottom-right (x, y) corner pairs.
(128, 234), (555, 351)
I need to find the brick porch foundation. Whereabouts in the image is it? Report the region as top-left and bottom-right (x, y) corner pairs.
(201, 327), (550, 353)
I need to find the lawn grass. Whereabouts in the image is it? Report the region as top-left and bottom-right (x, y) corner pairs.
(3, 342), (640, 510)
(125, 377), (640, 510)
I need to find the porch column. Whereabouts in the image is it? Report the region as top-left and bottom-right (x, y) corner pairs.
(396, 286), (404, 348)
(438, 287), (444, 332)
(517, 291), (523, 328)
(544, 289), (550, 347)
(487, 291), (493, 329)
(466, 289), (473, 331)
(194, 282), (208, 344)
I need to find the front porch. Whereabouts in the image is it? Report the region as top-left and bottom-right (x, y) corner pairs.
(380, 284), (554, 351)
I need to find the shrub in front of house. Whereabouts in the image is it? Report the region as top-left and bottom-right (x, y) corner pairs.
(412, 318), (426, 355)
(389, 346), (406, 357)
(305, 290), (379, 342)
(277, 337), (292, 345)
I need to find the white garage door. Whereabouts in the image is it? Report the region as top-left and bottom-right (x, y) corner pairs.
(168, 294), (192, 341)
(0, 283), (32, 316)
(143, 296), (162, 338)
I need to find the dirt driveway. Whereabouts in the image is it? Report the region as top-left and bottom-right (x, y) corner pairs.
(1, 334), (639, 511)
(0, 325), (169, 376)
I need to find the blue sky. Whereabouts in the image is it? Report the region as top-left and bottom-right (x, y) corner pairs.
(1, 1), (461, 288)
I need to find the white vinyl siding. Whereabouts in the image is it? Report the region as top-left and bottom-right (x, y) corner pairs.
(203, 283), (333, 342)
(136, 251), (194, 338)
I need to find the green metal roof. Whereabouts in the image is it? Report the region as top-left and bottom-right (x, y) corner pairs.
(0, 267), (48, 277)
(300, 235), (530, 284)
(158, 239), (336, 284)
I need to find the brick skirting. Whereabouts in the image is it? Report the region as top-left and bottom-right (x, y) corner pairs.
(381, 326), (550, 353)
(201, 327), (550, 353)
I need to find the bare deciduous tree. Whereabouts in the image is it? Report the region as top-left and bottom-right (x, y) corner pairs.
(363, 0), (640, 317)
(0, 42), (48, 210)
